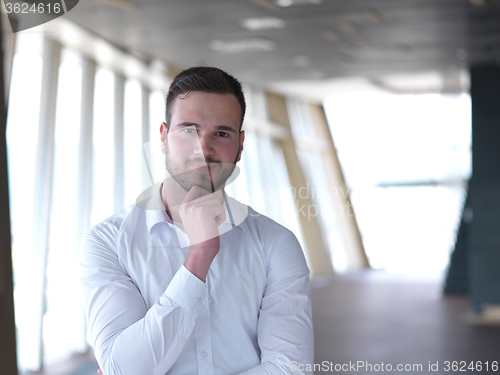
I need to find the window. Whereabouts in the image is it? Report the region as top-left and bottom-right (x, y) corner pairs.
(124, 79), (144, 206)
(91, 68), (115, 226)
(44, 48), (85, 364)
(324, 93), (471, 275)
(7, 31), (44, 372)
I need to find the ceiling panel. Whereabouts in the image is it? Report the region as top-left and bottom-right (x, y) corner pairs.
(63, 0), (500, 88)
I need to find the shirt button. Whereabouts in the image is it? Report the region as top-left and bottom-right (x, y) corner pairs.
(197, 297), (203, 303)
(201, 350), (208, 357)
(179, 337), (185, 343)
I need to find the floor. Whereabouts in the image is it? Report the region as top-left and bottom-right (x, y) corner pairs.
(311, 270), (500, 374)
(22, 352), (99, 375)
(27, 270), (500, 375)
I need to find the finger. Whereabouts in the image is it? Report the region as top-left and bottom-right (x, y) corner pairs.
(184, 200), (226, 221)
(184, 186), (224, 205)
(214, 208), (226, 224)
(208, 202), (226, 224)
(183, 185), (213, 203)
(190, 196), (225, 207)
(211, 203), (226, 221)
(97, 370), (103, 375)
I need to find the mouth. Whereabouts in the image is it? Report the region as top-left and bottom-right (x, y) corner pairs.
(189, 163), (212, 173)
(188, 161), (221, 173)
(188, 162), (219, 192)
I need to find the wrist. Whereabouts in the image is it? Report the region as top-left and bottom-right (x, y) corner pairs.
(184, 242), (219, 282)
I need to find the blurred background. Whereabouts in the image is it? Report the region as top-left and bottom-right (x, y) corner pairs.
(1, 0), (500, 374)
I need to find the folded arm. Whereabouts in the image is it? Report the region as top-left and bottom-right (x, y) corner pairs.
(238, 230), (314, 375)
(80, 229), (206, 375)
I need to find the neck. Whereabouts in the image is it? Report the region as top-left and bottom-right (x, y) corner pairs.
(161, 176), (186, 222)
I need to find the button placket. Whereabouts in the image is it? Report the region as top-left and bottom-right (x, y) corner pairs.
(194, 283), (213, 375)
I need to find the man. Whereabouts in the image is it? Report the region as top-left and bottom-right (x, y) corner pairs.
(80, 67), (313, 375)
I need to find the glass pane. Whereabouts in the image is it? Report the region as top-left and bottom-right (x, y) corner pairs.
(267, 138), (305, 250)
(324, 94), (472, 186)
(287, 97), (342, 271)
(7, 32), (44, 372)
(350, 185), (465, 275)
(235, 88), (304, 250)
(124, 79), (145, 206)
(147, 90), (166, 185)
(324, 93), (471, 275)
(91, 69), (115, 226)
(44, 48), (86, 364)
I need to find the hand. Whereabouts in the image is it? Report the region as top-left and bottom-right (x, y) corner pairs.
(179, 185), (225, 247)
(180, 185), (225, 281)
(97, 370), (103, 375)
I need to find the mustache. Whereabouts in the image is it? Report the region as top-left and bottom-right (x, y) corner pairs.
(184, 158), (222, 192)
(185, 158), (222, 165)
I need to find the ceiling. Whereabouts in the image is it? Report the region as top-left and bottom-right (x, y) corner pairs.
(63, 0), (500, 92)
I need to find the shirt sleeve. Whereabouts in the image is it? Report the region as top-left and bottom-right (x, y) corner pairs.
(237, 229), (314, 375)
(79, 225), (206, 375)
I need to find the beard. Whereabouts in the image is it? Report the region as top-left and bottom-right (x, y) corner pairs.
(165, 140), (239, 193)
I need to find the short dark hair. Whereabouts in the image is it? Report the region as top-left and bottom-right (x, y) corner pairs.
(165, 66), (246, 131)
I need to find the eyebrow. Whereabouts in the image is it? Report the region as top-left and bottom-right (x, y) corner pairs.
(215, 125), (237, 133)
(175, 122), (238, 133)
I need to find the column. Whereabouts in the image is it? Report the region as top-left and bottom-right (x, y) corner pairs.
(141, 83), (154, 186)
(309, 103), (369, 270)
(0, 13), (18, 375)
(467, 63), (500, 310)
(113, 73), (125, 213)
(29, 36), (61, 371)
(266, 92), (334, 277)
(75, 55), (96, 351)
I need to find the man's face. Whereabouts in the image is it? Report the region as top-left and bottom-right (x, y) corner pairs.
(160, 91), (244, 192)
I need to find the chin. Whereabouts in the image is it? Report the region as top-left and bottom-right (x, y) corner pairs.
(180, 178), (212, 192)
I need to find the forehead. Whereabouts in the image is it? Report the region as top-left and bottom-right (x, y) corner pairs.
(171, 91), (241, 126)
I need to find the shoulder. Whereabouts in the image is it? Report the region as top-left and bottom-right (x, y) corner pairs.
(79, 204), (153, 277)
(233, 200), (309, 280)
(242, 203), (298, 245)
(85, 205), (134, 240)
(80, 204), (143, 259)
(231, 201), (309, 272)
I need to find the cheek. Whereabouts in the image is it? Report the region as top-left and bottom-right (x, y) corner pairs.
(166, 137), (192, 160)
(221, 144), (241, 161)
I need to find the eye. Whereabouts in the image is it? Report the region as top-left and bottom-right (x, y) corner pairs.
(216, 132), (229, 137)
(183, 127), (197, 134)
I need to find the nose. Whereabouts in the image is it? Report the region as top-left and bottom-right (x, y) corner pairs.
(193, 133), (214, 160)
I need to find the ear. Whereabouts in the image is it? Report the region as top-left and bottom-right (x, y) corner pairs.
(236, 130), (245, 162)
(160, 122), (168, 154)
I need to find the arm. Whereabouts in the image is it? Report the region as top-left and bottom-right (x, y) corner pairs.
(80, 227), (206, 375)
(80, 187), (224, 375)
(238, 231), (314, 375)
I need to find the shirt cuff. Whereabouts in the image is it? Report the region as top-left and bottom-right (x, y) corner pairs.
(160, 265), (207, 318)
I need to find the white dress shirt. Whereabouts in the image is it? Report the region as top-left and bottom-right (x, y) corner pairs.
(79, 183), (313, 375)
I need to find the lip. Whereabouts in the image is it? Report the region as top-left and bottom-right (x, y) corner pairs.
(189, 163), (212, 172)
